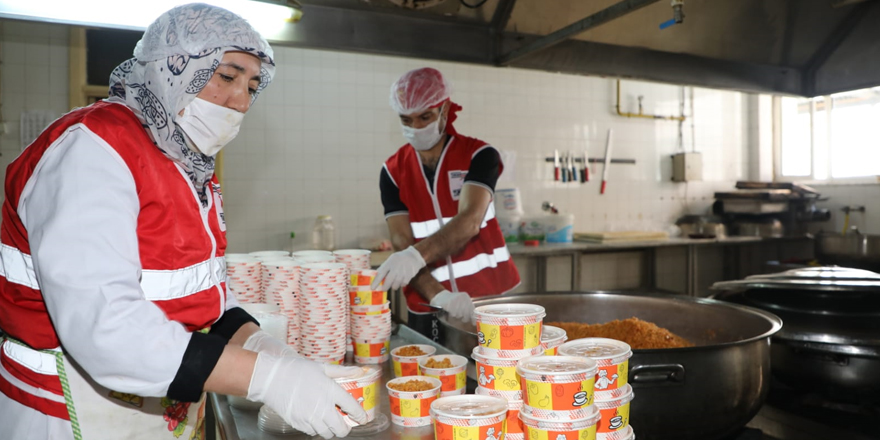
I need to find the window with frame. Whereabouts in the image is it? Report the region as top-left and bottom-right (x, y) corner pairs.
(777, 87), (880, 182)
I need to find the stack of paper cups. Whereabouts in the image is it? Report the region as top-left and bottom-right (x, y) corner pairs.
(298, 262), (349, 364)
(471, 303), (546, 440)
(558, 338), (635, 439)
(225, 254), (262, 304)
(249, 250), (290, 260)
(349, 269), (391, 364)
(333, 249), (371, 270)
(260, 259), (302, 345)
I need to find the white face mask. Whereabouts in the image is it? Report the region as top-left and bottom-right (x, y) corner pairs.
(177, 97), (245, 156)
(401, 106), (446, 151)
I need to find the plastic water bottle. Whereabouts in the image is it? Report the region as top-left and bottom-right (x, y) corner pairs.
(311, 215), (336, 251)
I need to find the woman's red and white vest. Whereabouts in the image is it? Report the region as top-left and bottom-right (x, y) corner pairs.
(384, 134), (520, 314)
(0, 101), (227, 420)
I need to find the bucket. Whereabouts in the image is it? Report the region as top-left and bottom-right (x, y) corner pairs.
(540, 325), (567, 356)
(474, 303), (546, 355)
(417, 355), (468, 396)
(386, 376), (442, 427)
(333, 366), (382, 427)
(594, 385), (634, 435)
(496, 213), (522, 244)
(544, 213), (574, 243)
(495, 188), (524, 215)
(558, 338), (632, 392)
(520, 406), (600, 440)
(430, 395), (508, 440)
(471, 347), (522, 392)
(517, 355), (598, 420)
(391, 344), (437, 377)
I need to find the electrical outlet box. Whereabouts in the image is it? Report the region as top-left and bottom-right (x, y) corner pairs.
(672, 152), (702, 182)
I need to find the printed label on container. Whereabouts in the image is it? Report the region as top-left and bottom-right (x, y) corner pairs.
(424, 371), (466, 393)
(594, 361), (628, 391)
(346, 382), (378, 412)
(477, 364), (520, 391)
(350, 290), (387, 306)
(390, 395), (436, 418)
(434, 420), (506, 440)
(354, 340), (390, 358)
(525, 425), (597, 440)
(597, 403), (630, 433)
(521, 378), (595, 410)
(477, 322), (542, 350)
(393, 360), (420, 377)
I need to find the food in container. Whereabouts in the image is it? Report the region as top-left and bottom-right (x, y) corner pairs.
(424, 357), (453, 368)
(546, 318), (692, 349)
(417, 355), (468, 396)
(520, 406), (601, 440)
(430, 395), (508, 440)
(594, 385), (634, 435)
(540, 325), (567, 356)
(391, 344), (436, 377)
(471, 347), (522, 392)
(474, 303), (546, 355)
(334, 365), (382, 427)
(475, 385), (523, 401)
(558, 338), (632, 391)
(387, 376), (442, 427)
(517, 355), (598, 420)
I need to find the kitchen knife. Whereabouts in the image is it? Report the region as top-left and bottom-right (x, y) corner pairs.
(601, 129), (613, 194)
(554, 149), (560, 182)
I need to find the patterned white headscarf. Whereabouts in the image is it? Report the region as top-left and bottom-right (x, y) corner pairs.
(107, 3), (275, 205)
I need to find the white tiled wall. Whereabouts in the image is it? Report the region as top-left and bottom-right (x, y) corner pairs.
(0, 19), (751, 254)
(812, 184), (880, 235)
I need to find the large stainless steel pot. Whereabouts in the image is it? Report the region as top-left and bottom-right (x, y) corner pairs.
(439, 292), (782, 440)
(816, 232), (880, 270)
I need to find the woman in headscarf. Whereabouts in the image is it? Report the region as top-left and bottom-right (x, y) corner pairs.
(0, 4), (364, 440)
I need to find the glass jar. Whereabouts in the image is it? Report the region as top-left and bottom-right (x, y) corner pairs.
(311, 215), (336, 251)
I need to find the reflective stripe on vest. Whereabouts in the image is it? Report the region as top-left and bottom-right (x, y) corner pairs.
(141, 256), (226, 301)
(410, 204), (496, 240)
(2, 340), (60, 376)
(0, 244), (39, 290)
(0, 243), (225, 302)
(430, 245), (511, 283)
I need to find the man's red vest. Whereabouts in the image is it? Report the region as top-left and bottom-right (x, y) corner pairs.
(384, 134), (520, 313)
(0, 101), (227, 419)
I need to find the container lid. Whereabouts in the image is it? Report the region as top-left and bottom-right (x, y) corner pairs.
(558, 338), (632, 360)
(333, 365), (380, 383)
(594, 384), (635, 407)
(541, 325), (567, 342)
(474, 303), (546, 318)
(519, 405), (600, 427)
(711, 266), (880, 292)
(333, 249), (371, 256)
(430, 395), (508, 419)
(516, 355), (597, 375)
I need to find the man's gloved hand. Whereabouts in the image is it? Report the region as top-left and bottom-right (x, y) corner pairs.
(321, 364), (364, 379)
(242, 330), (300, 358)
(247, 353), (368, 439)
(430, 290), (475, 324)
(371, 246), (426, 290)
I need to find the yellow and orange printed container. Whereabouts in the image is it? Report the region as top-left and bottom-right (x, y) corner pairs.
(475, 384), (524, 402)
(471, 347), (526, 393)
(386, 376), (442, 427)
(417, 355), (468, 396)
(520, 406), (601, 440)
(334, 365), (382, 427)
(391, 344), (436, 377)
(430, 395), (508, 440)
(352, 338), (390, 364)
(505, 398), (525, 440)
(517, 355), (598, 420)
(350, 269), (379, 287)
(349, 288), (388, 306)
(540, 325), (567, 356)
(558, 338), (632, 392)
(474, 303), (546, 356)
(594, 385), (634, 436)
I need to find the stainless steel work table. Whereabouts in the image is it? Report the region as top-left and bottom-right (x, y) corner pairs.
(211, 325), (474, 440)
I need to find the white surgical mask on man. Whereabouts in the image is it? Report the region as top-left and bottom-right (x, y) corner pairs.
(177, 97), (244, 156)
(401, 105), (446, 151)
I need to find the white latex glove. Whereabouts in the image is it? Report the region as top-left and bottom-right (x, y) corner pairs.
(322, 364), (365, 379)
(430, 290), (475, 324)
(371, 246), (426, 290)
(248, 353), (367, 439)
(242, 330), (300, 358)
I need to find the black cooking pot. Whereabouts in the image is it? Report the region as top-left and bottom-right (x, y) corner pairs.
(438, 291), (782, 440)
(711, 267), (880, 400)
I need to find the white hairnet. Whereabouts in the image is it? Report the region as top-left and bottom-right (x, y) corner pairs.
(389, 68), (453, 115)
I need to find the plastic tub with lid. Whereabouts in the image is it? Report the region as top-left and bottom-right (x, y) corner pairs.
(558, 338), (632, 392)
(516, 355), (598, 420)
(430, 395), (508, 440)
(474, 303), (546, 355)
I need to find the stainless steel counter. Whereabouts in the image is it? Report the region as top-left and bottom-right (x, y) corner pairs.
(211, 325), (473, 440)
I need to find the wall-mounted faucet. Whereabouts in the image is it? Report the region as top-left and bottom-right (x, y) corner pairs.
(841, 205), (866, 235)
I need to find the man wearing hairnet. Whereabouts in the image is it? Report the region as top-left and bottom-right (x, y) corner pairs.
(0, 4), (364, 439)
(376, 68), (520, 338)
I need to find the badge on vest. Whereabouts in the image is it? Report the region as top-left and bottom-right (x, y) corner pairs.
(212, 183), (226, 232)
(448, 170), (467, 201)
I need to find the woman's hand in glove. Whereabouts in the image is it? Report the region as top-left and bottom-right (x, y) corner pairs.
(247, 353), (367, 438)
